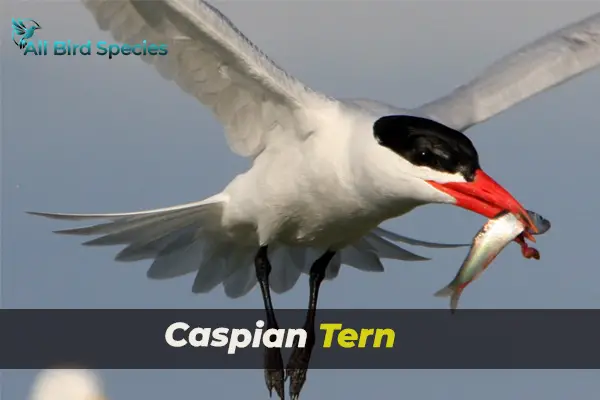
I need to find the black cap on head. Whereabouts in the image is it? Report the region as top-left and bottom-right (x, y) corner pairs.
(373, 115), (481, 181)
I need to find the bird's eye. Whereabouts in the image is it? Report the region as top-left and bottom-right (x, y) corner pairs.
(416, 150), (436, 165)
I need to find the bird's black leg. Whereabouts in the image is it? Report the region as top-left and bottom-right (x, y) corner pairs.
(255, 246), (285, 399)
(286, 250), (336, 400)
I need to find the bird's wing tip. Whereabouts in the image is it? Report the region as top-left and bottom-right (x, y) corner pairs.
(26, 211), (71, 219)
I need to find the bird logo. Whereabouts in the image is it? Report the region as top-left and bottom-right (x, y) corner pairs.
(12, 18), (41, 50)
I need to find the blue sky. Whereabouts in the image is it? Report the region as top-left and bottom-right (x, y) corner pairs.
(2, 1), (600, 399)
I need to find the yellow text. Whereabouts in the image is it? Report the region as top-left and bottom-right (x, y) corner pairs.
(320, 323), (395, 348)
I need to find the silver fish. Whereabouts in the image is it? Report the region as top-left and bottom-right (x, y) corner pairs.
(435, 211), (528, 312)
(526, 210), (551, 235)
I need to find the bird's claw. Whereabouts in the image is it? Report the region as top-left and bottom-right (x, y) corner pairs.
(285, 336), (314, 400)
(286, 367), (308, 400)
(264, 347), (285, 400)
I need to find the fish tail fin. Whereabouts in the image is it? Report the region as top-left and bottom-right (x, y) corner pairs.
(434, 283), (461, 312)
(434, 285), (454, 298)
(450, 292), (460, 313)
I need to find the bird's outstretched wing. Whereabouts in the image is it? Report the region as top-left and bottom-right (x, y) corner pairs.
(12, 18), (27, 35)
(412, 12), (600, 132)
(82, 0), (337, 158)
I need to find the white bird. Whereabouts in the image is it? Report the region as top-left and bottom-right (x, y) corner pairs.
(30, 1), (600, 399)
(28, 369), (106, 400)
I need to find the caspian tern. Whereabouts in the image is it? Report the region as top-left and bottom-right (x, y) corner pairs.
(30, 1), (600, 399)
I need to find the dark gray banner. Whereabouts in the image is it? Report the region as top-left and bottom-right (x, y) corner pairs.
(1, 309), (599, 369)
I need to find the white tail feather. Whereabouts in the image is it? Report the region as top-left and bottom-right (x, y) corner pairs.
(30, 196), (464, 298)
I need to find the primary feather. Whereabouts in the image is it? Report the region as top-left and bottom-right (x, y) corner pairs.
(414, 12), (600, 131)
(82, 0), (337, 158)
